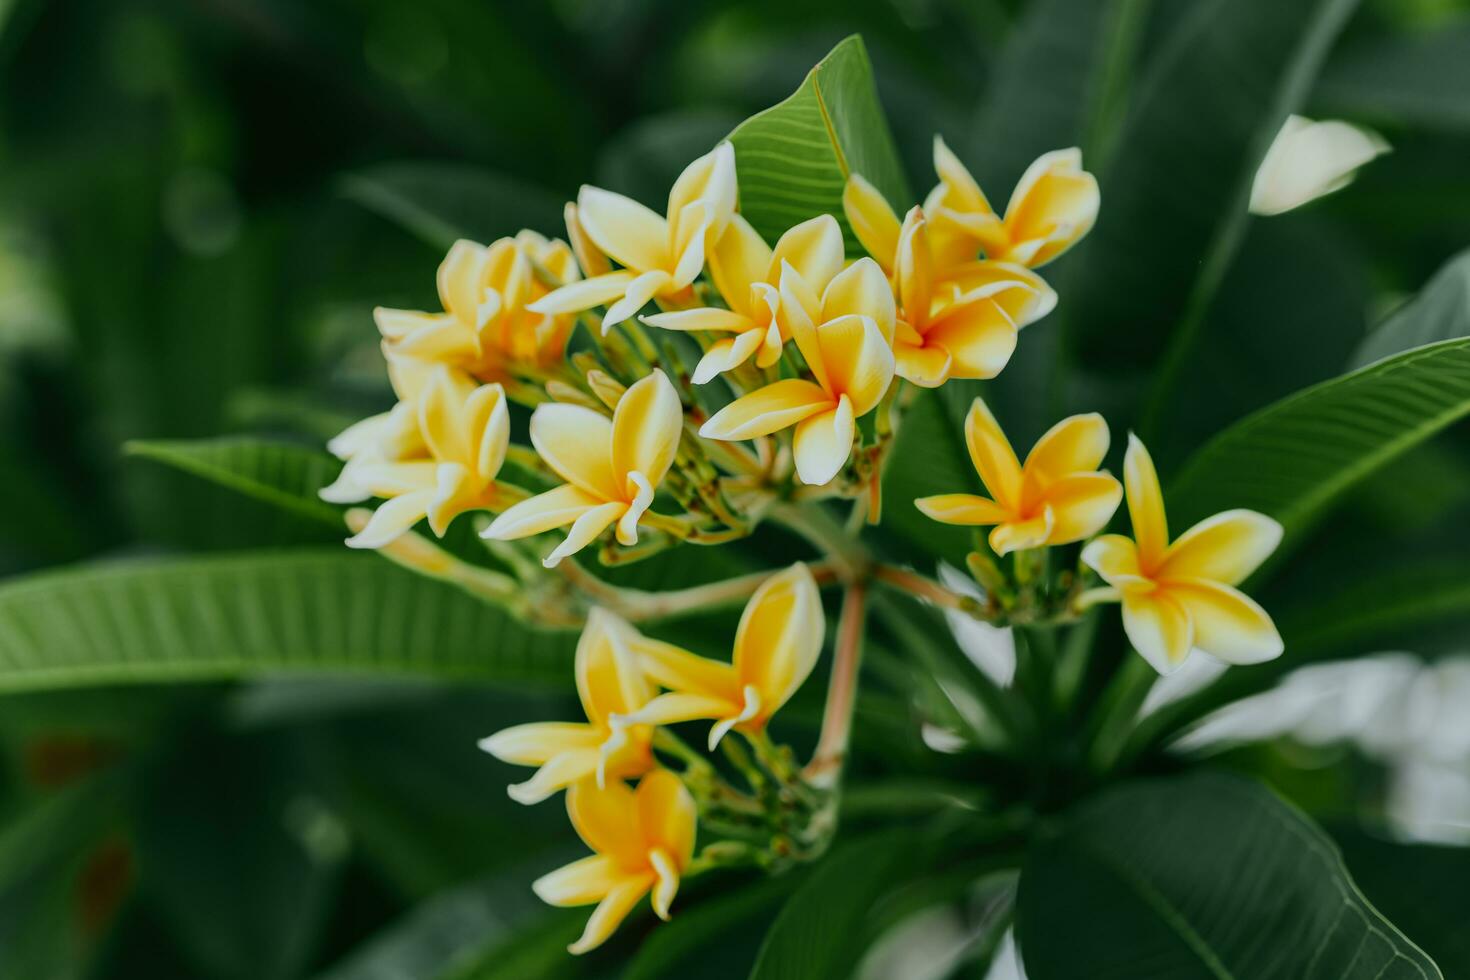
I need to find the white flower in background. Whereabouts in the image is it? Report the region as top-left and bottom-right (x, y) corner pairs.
(1248, 115), (1390, 216)
(984, 929), (1027, 980)
(1176, 652), (1470, 843)
(939, 564), (1016, 685)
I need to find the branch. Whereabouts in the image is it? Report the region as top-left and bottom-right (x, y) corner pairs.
(804, 581), (868, 789)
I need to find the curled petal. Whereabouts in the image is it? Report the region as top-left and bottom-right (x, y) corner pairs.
(544, 501), (627, 567)
(527, 271), (635, 316)
(506, 749), (600, 805)
(914, 493), (1009, 526)
(1081, 534), (1152, 592)
(637, 769), (698, 869)
(778, 262), (828, 390)
(478, 722), (604, 766)
(530, 404), (620, 500)
(1167, 579), (1284, 665)
(576, 607), (655, 726)
(345, 490), (435, 549)
(667, 141), (737, 245)
(989, 507), (1055, 556)
(567, 876), (653, 955)
(565, 201), (611, 277)
(842, 173), (902, 272)
(1025, 412), (1110, 483)
(816, 314), (895, 415)
(468, 383), (511, 481)
(964, 398), (1023, 513)
(894, 338), (953, 388)
(1042, 472), (1123, 546)
(577, 186), (670, 273)
(649, 848), (680, 920)
(1121, 592), (1194, 675)
(603, 270), (673, 332)
(692, 329), (765, 384)
(709, 214), (772, 315)
(894, 207), (933, 333)
(612, 370), (683, 489)
(792, 397), (855, 486)
(699, 379), (832, 441)
(770, 214), (844, 292)
(482, 483), (604, 541)
(532, 853), (621, 906)
(418, 369), (478, 465)
(708, 685), (763, 750)
(1157, 509), (1283, 587)
(616, 471), (654, 545)
(669, 201), (712, 288)
(1123, 434), (1169, 570)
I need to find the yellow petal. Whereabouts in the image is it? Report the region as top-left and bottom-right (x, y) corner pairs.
(668, 201), (712, 288)
(604, 270), (673, 332)
(691, 329), (765, 384)
(345, 490), (434, 549)
(823, 256), (896, 343)
(667, 141), (737, 246)
(699, 379), (832, 441)
(842, 173), (902, 272)
(709, 214), (772, 316)
(544, 501), (626, 567)
(437, 239), (488, 322)
(615, 691), (739, 731)
(922, 298), (1018, 380)
(481, 483), (603, 540)
(478, 722), (605, 766)
(506, 749), (600, 805)
(964, 398), (1023, 512)
(390, 317), (477, 363)
(778, 262), (828, 391)
(1025, 412), (1110, 483)
(792, 397), (854, 486)
(611, 370), (683, 492)
(1042, 472), (1123, 546)
(532, 853), (621, 906)
(770, 214), (844, 293)
(530, 403), (620, 500)
(1248, 115), (1390, 217)
(816, 314), (895, 416)
(708, 686), (763, 750)
(893, 338), (952, 388)
(914, 493), (1010, 526)
(894, 207), (933, 332)
(616, 471), (654, 547)
(641, 308), (752, 333)
(576, 607), (655, 727)
(989, 508), (1055, 556)
(565, 202), (612, 277)
(932, 135), (994, 216)
(1166, 579), (1284, 665)
(649, 848), (680, 920)
(374, 306), (439, 342)
(1121, 592), (1194, 675)
(947, 261), (1057, 327)
(418, 369), (479, 465)
(1080, 534), (1152, 592)
(527, 271), (636, 316)
(1003, 148), (1099, 267)
(466, 383), (510, 481)
(1157, 510), (1283, 587)
(632, 638), (741, 702)
(637, 769), (697, 868)
(426, 462), (479, 536)
(567, 876), (653, 955)
(930, 207), (1007, 265)
(577, 186), (671, 273)
(1123, 434), (1169, 571)
(733, 563), (824, 715)
(567, 775), (645, 865)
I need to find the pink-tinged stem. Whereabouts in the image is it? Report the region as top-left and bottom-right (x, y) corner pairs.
(805, 582), (868, 789)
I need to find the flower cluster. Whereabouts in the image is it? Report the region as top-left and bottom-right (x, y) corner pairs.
(321, 134), (1286, 953)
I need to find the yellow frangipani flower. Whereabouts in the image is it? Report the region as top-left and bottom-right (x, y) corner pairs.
(1081, 435), (1284, 675)
(376, 234), (580, 382)
(479, 608), (657, 804)
(529, 142), (738, 333)
(640, 213), (845, 383)
(482, 369), (683, 566)
(889, 206), (1053, 387)
(323, 368), (512, 549)
(916, 398), (1122, 556)
(533, 770), (696, 955)
(925, 138), (1099, 268)
(699, 258), (895, 485)
(614, 564), (824, 749)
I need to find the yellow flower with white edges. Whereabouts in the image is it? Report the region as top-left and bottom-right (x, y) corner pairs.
(482, 369), (683, 566)
(479, 608), (657, 804)
(889, 206), (1053, 387)
(1082, 435), (1284, 674)
(916, 398), (1122, 555)
(925, 139), (1099, 268)
(613, 564), (824, 749)
(640, 213), (845, 383)
(699, 258), (896, 485)
(529, 142), (737, 333)
(322, 368), (512, 549)
(533, 770), (696, 954)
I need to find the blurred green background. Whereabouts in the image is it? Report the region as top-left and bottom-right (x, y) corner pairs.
(2, 0), (1469, 977)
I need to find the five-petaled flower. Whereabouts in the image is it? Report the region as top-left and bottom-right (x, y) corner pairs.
(640, 213), (845, 383)
(916, 397), (1123, 555)
(1081, 435), (1284, 674)
(698, 258), (896, 485)
(482, 369), (684, 566)
(529, 142), (737, 333)
(532, 770), (696, 954)
(322, 368), (512, 549)
(479, 608), (657, 804)
(613, 563), (824, 749)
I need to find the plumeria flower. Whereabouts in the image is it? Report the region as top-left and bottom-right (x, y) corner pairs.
(376, 234), (580, 381)
(699, 258), (896, 485)
(529, 142), (738, 333)
(534, 770), (696, 955)
(479, 608), (657, 804)
(915, 398), (1122, 555)
(640, 214), (844, 383)
(482, 370), (683, 566)
(322, 368), (512, 549)
(1249, 115), (1389, 216)
(1081, 435), (1284, 674)
(889, 206), (1053, 387)
(613, 564), (824, 749)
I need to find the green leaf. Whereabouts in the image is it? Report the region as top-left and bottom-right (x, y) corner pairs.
(1165, 336), (1470, 543)
(748, 833), (910, 980)
(1314, 22), (1470, 132)
(126, 437), (344, 528)
(623, 876), (800, 980)
(1018, 772), (1442, 979)
(0, 550), (573, 694)
(1333, 826), (1470, 978)
(1063, 0), (1359, 379)
(341, 162), (567, 251)
(1350, 248), (1470, 369)
(878, 388), (981, 567)
(727, 35), (909, 250)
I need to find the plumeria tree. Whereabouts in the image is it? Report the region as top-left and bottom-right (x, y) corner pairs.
(5, 6), (1470, 979)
